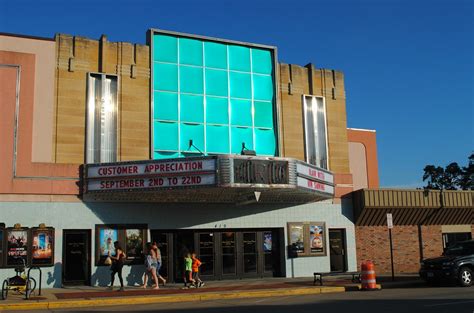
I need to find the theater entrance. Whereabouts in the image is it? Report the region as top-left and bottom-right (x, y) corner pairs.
(151, 228), (283, 282)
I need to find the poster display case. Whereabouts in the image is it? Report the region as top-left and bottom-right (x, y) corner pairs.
(287, 222), (326, 257)
(95, 224), (147, 265)
(31, 225), (55, 266)
(6, 225), (29, 267)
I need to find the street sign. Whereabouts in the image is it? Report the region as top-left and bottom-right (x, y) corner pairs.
(387, 213), (393, 229)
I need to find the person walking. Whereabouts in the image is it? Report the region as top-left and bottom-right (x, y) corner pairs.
(143, 242), (159, 289)
(108, 241), (125, 291)
(191, 252), (204, 288)
(152, 242), (166, 286)
(183, 252), (194, 288)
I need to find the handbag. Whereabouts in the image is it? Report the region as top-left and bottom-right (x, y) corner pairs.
(104, 256), (112, 265)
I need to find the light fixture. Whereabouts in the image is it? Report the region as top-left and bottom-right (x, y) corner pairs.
(241, 142), (256, 156)
(188, 140), (204, 155)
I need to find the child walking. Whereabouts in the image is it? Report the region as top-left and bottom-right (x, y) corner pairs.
(191, 252), (204, 288)
(183, 253), (194, 288)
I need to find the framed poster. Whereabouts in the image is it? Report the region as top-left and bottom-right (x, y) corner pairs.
(263, 231), (272, 252)
(309, 223), (326, 255)
(6, 228), (28, 266)
(31, 227), (55, 266)
(125, 229), (145, 262)
(95, 224), (148, 265)
(99, 228), (118, 257)
(288, 223), (305, 254)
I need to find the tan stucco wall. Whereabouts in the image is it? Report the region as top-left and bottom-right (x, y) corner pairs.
(0, 35), (56, 163)
(349, 142), (368, 191)
(54, 34), (150, 163)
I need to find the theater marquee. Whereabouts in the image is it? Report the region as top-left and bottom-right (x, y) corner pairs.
(82, 156), (335, 203)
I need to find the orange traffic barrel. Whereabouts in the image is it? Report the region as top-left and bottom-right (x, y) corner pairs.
(361, 260), (377, 290)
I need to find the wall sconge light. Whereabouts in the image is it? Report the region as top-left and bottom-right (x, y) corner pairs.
(188, 140), (204, 155)
(241, 142), (256, 156)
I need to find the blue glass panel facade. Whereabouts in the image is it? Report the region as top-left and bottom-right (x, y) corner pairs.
(152, 32), (277, 158)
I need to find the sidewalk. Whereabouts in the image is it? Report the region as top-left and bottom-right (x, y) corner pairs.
(0, 275), (424, 311)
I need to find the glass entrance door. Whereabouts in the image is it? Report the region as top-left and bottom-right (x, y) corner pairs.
(197, 232), (215, 278)
(62, 230), (91, 286)
(242, 232), (258, 275)
(221, 232), (236, 278)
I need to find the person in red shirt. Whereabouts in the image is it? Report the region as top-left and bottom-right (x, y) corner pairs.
(191, 252), (204, 288)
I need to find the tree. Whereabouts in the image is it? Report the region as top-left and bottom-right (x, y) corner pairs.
(422, 154), (473, 190)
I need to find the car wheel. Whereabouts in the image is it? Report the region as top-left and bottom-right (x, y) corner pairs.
(458, 267), (473, 287)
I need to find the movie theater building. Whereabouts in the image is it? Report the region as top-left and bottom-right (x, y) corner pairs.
(0, 29), (371, 287)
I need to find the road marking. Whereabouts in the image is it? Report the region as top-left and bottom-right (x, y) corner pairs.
(425, 300), (474, 307)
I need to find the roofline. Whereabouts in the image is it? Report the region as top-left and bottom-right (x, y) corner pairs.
(0, 32), (54, 42)
(148, 28), (277, 51)
(347, 127), (376, 133)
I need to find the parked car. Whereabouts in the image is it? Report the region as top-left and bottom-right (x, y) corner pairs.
(419, 240), (474, 287)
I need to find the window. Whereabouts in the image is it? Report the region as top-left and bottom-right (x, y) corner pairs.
(151, 32), (277, 159)
(303, 96), (328, 169)
(86, 73), (118, 163)
(442, 232), (472, 249)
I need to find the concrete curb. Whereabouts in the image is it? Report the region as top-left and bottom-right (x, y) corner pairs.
(0, 286), (346, 311)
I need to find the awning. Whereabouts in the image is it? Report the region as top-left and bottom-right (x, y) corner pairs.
(352, 189), (474, 226)
(81, 155), (334, 204)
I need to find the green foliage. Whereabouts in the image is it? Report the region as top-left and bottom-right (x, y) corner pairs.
(423, 154), (474, 190)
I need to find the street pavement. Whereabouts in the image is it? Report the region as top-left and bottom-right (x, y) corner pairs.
(4, 286), (473, 313)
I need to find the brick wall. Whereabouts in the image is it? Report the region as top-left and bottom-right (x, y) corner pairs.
(356, 225), (444, 274)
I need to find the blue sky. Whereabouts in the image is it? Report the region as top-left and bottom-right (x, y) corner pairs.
(1, 0), (472, 188)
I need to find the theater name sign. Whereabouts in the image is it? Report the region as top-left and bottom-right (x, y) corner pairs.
(82, 155), (334, 203)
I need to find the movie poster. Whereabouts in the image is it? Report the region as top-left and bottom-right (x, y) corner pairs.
(310, 225), (324, 253)
(263, 231), (272, 252)
(0, 229), (3, 267)
(99, 228), (118, 256)
(289, 224), (304, 253)
(7, 229), (28, 266)
(125, 229), (143, 259)
(32, 229), (54, 265)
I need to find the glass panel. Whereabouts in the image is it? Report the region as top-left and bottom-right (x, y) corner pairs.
(255, 128), (276, 156)
(230, 99), (252, 126)
(254, 101), (273, 128)
(200, 255), (214, 276)
(204, 41), (227, 69)
(180, 66), (203, 94)
(153, 34), (177, 63)
(264, 253), (273, 272)
(154, 91), (178, 120)
(304, 96), (317, 166)
(154, 63), (178, 92)
(154, 151), (179, 159)
(222, 232), (235, 274)
(244, 254), (257, 273)
(206, 125), (229, 153)
(253, 74), (273, 101)
(315, 97), (328, 169)
(263, 231), (272, 252)
(180, 94), (204, 123)
(179, 38), (203, 66)
(199, 233), (214, 276)
(229, 45), (251, 72)
(154, 121), (178, 151)
(222, 255), (236, 274)
(231, 126), (253, 154)
(205, 69), (228, 97)
(229, 72), (251, 99)
(180, 123), (204, 152)
(251, 49), (272, 75)
(206, 96), (229, 124)
(243, 233), (256, 253)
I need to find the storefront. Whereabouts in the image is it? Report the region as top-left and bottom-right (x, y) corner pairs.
(1, 29), (359, 287)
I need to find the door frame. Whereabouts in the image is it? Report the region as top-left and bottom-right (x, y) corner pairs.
(62, 229), (91, 286)
(328, 228), (348, 273)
